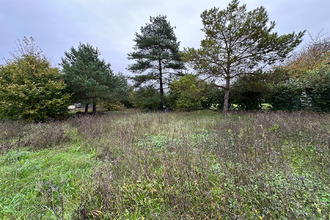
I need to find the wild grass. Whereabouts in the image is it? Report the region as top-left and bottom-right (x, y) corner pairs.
(0, 111), (329, 219)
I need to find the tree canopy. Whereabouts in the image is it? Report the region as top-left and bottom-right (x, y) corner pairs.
(284, 34), (330, 77)
(168, 74), (207, 111)
(183, 0), (305, 115)
(61, 43), (128, 113)
(128, 15), (185, 109)
(0, 37), (70, 121)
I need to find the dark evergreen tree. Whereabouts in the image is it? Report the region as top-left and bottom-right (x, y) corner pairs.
(61, 43), (128, 113)
(128, 15), (185, 109)
(183, 0), (305, 115)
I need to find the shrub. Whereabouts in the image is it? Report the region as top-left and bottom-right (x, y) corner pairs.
(200, 85), (224, 110)
(129, 86), (162, 110)
(230, 72), (270, 110)
(168, 74), (207, 111)
(0, 37), (70, 121)
(266, 78), (304, 111)
(266, 64), (330, 112)
(304, 65), (330, 111)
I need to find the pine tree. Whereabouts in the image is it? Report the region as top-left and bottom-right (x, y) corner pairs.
(128, 15), (185, 109)
(183, 0), (305, 115)
(61, 43), (127, 113)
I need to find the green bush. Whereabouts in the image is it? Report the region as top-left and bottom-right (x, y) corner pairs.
(100, 101), (125, 111)
(266, 78), (304, 111)
(304, 65), (330, 112)
(230, 73), (270, 110)
(129, 86), (162, 110)
(201, 85), (224, 110)
(266, 64), (330, 112)
(168, 74), (207, 111)
(0, 55), (70, 121)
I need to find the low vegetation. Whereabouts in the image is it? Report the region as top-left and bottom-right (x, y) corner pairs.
(1, 1), (328, 219)
(0, 110), (329, 219)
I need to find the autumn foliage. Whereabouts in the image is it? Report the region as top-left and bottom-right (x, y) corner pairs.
(0, 39), (70, 121)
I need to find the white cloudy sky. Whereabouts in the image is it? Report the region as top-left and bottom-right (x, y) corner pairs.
(1, 0), (329, 75)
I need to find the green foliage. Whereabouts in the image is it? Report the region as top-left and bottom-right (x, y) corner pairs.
(267, 78), (304, 111)
(266, 64), (330, 111)
(230, 72), (270, 110)
(0, 38), (70, 121)
(100, 101), (125, 111)
(129, 86), (162, 110)
(228, 63), (329, 112)
(200, 85), (224, 110)
(167, 75), (224, 111)
(304, 65), (330, 111)
(0, 148), (96, 219)
(182, 0), (304, 115)
(61, 43), (128, 112)
(128, 15), (185, 109)
(265, 35), (329, 112)
(168, 74), (207, 110)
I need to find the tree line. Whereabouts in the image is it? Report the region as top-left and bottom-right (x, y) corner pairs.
(1, 0), (329, 121)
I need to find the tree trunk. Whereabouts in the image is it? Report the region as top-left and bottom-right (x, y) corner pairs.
(223, 77), (231, 116)
(85, 104), (89, 113)
(93, 103), (97, 113)
(159, 59), (164, 110)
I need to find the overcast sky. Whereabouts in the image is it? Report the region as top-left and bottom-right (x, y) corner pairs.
(1, 0), (329, 75)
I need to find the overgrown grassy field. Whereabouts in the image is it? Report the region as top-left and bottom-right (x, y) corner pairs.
(0, 111), (329, 219)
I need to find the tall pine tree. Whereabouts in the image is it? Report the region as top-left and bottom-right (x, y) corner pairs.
(128, 15), (185, 109)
